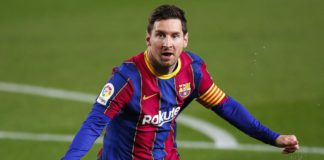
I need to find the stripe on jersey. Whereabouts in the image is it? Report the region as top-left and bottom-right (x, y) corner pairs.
(163, 121), (179, 160)
(153, 78), (178, 159)
(132, 53), (159, 160)
(104, 78), (132, 119)
(101, 62), (141, 160)
(177, 52), (200, 109)
(197, 83), (226, 108)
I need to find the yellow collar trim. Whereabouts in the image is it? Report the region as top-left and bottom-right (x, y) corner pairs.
(144, 50), (181, 79)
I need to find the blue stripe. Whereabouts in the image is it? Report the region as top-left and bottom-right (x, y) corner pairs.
(102, 62), (142, 160)
(185, 51), (203, 64)
(152, 78), (178, 159)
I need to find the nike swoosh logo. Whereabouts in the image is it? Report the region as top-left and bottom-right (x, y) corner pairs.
(143, 93), (158, 100)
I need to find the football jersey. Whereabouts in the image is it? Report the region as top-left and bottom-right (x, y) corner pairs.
(95, 50), (227, 159)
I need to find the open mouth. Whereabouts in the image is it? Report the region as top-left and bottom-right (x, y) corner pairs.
(161, 52), (173, 57)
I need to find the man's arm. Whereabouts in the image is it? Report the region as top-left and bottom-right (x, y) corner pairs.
(61, 66), (134, 159)
(61, 103), (110, 160)
(191, 56), (299, 153)
(212, 97), (299, 153)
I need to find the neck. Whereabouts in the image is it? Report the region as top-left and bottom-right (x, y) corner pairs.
(147, 51), (177, 75)
(144, 50), (181, 79)
(151, 60), (177, 75)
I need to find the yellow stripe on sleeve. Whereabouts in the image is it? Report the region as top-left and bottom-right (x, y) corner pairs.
(208, 92), (225, 107)
(201, 87), (219, 103)
(197, 83), (226, 108)
(205, 88), (221, 103)
(199, 84), (217, 100)
(215, 92), (226, 105)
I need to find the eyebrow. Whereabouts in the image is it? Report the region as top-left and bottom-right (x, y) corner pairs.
(155, 30), (181, 35)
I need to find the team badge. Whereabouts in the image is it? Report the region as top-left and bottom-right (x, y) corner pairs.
(96, 83), (114, 105)
(179, 82), (191, 98)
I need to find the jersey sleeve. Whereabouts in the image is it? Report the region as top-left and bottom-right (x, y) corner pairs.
(96, 69), (134, 119)
(191, 55), (279, 145)
(196, 62), (227, 108)
(62, 67), (134, 159)
(212, 97), (280, 145)
(61, 103), (110, 160)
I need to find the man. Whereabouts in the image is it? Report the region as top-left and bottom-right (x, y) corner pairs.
(62, 5), (299, 160)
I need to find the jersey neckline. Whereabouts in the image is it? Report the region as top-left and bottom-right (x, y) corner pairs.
(144, 50), (181, 79)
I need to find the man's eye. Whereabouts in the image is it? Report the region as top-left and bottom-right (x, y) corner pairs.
(172, 34), (180, 39)
(156, 33), (165, 38)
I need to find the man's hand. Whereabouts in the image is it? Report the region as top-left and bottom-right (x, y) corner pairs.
(275, 135), (299, 154)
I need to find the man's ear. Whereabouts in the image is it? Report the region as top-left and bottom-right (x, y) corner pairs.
(183, 32), (189, 48)
(146, 31), (151, 46)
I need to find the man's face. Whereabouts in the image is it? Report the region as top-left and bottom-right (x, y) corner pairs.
(146, 19), (188, 69)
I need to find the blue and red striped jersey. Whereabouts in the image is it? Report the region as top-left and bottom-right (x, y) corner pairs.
(96, 50), (226, 159)
(62, 50), (279, 160)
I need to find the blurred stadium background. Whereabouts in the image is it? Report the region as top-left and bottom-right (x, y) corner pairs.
(0, 0), (323, 159)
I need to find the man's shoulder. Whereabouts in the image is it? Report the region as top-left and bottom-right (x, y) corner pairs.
(112, 52), (144, 79)
(182, 50), (205, 65)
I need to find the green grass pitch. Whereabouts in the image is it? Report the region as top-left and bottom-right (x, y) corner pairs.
(0, 0), (323, 159)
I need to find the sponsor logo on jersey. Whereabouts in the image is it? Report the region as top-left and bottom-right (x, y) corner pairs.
(96, 83), (114, 105)
(179, 82), (191, 97)
(142, 107), (181, 127)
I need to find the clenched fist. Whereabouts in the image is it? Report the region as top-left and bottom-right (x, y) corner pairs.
(275, 135), (299, 154)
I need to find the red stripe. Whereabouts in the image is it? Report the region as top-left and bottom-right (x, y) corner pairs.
(175, 52), (194, 104)
(132, 53), (159, 160)
(163, 120), (179, 160)
(198, 62), (214, 95)
(97, 147), (103, 160)
(104, 79), (133, 119)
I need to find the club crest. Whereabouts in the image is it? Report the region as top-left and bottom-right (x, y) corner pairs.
(179, 82), (191, 97)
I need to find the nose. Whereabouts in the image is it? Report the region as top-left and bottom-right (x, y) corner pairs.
(162, 36), (173, 48)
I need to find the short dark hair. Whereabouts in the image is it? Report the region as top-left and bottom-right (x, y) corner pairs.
(147, 5), (187, 34)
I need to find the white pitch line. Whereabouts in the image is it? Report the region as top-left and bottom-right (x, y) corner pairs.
(0, 81), (237, 148)
(0, 81), (96, 103)
(0, 130), (103, 144)
(1, 131), (323, 155)
(177, 115), (237, 148)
